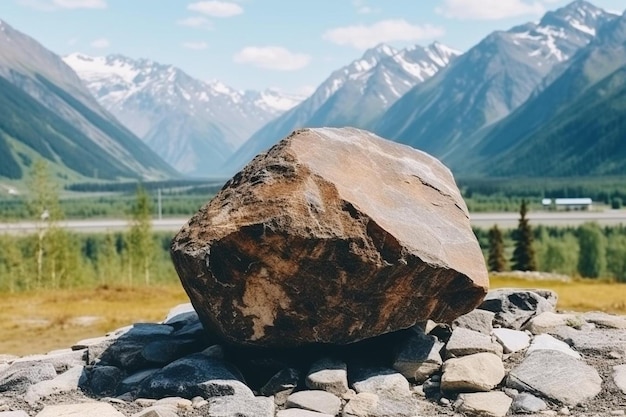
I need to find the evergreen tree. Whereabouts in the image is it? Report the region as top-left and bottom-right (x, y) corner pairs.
(577, 222), (606, 278)
(487, 224), (506, 272)
(512, 200), (536, 271)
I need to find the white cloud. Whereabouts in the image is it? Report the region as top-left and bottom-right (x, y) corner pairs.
(67, 37), (79, 46)
(233, 46), (311, 71)
(323, 19), (445, 49)
(187, 1), (243, 17)
(53, 0), (106, 8)
(352, 0), (377, 14)
(177, 16), (213, 29)
(90, 37), (110, 49)
(182, 41), (209, 50)
(436, 0), (546, 20)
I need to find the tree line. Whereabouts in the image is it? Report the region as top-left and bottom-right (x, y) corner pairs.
(481, 200), (626, 281)
(0, 160), (178, 292)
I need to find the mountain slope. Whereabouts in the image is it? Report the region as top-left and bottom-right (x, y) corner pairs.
(480, 11), (626, 177)
(375, 0), (615, 164)
(64, 54), (303, 177)
(223, 42), (459, 175)
(0, 19), (176, 181)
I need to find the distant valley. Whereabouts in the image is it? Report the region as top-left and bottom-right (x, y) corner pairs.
(0, 0), (625, 185)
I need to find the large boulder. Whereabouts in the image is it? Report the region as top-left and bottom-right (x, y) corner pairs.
(171, 127), (488, 347)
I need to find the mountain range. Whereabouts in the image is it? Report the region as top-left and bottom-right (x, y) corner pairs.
(1, 0), (625, 184)
(63, 54), (304, 177)
(0, 19), (175, 182)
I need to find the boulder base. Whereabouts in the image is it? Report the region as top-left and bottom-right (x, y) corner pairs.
(171, 127), (488, 347)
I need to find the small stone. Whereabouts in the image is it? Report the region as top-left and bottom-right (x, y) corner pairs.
(452, 310), (495, 334)
(154, 397), (192, 408)
(559, 407), (571, 415)
(131, 406), (178, 417)
(610, 410), (625, 416)
(441, 352), (505, 392)
(610, 351), (623, 359)
(479, 288), (557, 330)
(260, 368), (300, 406)
(492, 328), (530, 353)
(507, 350), (602, 406)
(583, 312), (626, 329)
(88, 365), (124, 396)
(454, 392), (512, 417)
(208, 396), (275, 417)
(277, 410), (334, 417)
(306, 358), (348, 396)
(524, 312), (581, 335)
(286, 390), (342, 416)
(0, 361), (57, 393)
(527, 334), (581, 359)
(192, 396), (208, 409)
(392, 329), (443, 382)
(511, 392), (547, 414)
(445, 327), (503, 358)
(343, 392), (379, 417)
(412, 385), (425, 397)
(439, 397), (451, 406)
(24, 365), (85, 404)
(11, 349), (86, 373)
(351, 367), (411, 399)
(614, 365), (626, 394)
(135, 399), (158, 407)
(36, 402), (126, 417)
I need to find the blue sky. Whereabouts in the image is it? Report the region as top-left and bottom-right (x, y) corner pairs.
(1, 0), (624, 94)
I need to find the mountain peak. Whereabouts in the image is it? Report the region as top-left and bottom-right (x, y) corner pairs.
(539, 0), (610, 36)
(361, 43), (398, 62)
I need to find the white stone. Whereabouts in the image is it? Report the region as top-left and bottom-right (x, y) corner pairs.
(455, 392), (512, 417)
(441, 352), (505, 392)
(493, 328), (530, 353)
(527, 334), (581, 359)
(24, 365), (84, 404)
(306, 358), (349, 396)
(614, 365), (626, 394)
(35, 402), (125, 417)
(524, 312), (581, 334)
(286, 390), (342, 416)
(278, 410), (334, 417)
(446, 327), (502, 358)
(343, 392), (379, 417)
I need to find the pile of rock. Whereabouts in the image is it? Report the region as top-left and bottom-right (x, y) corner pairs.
(1, 288), (626, 416)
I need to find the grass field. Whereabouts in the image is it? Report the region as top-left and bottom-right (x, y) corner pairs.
(2, 277), (626, 357)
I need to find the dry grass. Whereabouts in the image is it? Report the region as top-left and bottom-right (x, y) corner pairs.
(0, 284), (189, 356)
(2, 276), (626, 357)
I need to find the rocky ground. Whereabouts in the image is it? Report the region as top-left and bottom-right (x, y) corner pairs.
(1, 288), (626, 417)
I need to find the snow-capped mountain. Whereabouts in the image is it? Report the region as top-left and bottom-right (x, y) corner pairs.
(64, 54), (304, 177)
(376, 0), (616, 165)
(0, 19), (175, 181)
(222, 42), (460, 175)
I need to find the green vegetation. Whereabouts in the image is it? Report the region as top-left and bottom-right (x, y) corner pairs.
(511, 200), (536, 272)
(487, 225), (506, 272)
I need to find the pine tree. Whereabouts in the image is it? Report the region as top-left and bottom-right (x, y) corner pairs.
(487, 224), (506, 272)
(512, 200), (536, 271)
(577, 222), (606, 278)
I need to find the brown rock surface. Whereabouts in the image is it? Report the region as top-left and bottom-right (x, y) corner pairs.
(171, 127), (488, 347)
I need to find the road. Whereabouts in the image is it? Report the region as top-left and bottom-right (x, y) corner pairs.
(1, 210), (626, 235)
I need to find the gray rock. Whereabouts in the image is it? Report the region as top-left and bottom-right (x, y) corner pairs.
(392, 329), (443, 382)
(119, 368), (160, 393)
(441, 352), (505, 392)
(306, 358), (348, 396)
(11, 348), (86, 373)
(286, 390), (342, 415)
(88, 365), (124, 396)
(551, 327), (626, 356)
(445, 327), (503, 358)
(527, 334), (581, 359)
(524, 312), (582, 335)
(24, 365), (85, 404)
(507, 350), (602, 406)
(454, 392), (512, 417)
(351, 367), (411, 399)
(208, 396), (275, 417)
(278, 410), (333, 417)
(131, 406), (179, 417)
(343, 392), (378, 417)
(171, 127), (489, 348)
(583, 312), (626, 329)
(492, 328), (530, 353)
(138, 353), (253, 399)
(614, 365), (626, 394)
(511, 392), (547, 413)
(452, 309), (495, 334)
(0, 361), (57, 393)
(164, 303), (197, 324)
(260, 368), (300, 406)
(142, 338), (201, 365)
(479, 288), (556, 329)
(35, 402), (126, 417)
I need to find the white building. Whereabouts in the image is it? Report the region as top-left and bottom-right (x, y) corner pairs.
(542, 198), (593, 211)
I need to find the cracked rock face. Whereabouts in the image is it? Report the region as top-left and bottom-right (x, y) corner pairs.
(171, 127), (489, 347)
